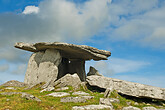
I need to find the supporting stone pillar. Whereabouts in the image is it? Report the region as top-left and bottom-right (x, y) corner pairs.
(24, 49), (62, 85)
(68, 59), (86, 81)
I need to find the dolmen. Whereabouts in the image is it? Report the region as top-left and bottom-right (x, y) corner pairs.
(14, 42), (111, 85)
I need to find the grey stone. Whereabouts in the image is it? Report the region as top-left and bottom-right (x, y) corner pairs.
(87, 66), (102, 76)
(122, 106), (141, 110)
(40, 86), (55, 93)
(142, 107), (157, 110)
(5, 87), (16, 90)
(21, 93), (41, 102)
(61, 97), (87, 103)
(53, 73), (81, 89)
(0, 80), (27, 87)
(1, 92), (23, 95)
(55, 87), (69, 91)
(81, 96), (94, 100)
(6, 99), (10, 101)
(46, 92), (70, 97)
(24, 51), (44, 85)
(72, 105), (113, 110)
(100, 98), (120, 104)
(25, 49), (61, 85)
(15, 42), (111, 61)
(87, 76), (165, 101)
(104, 88), (113, 98)
(99, 98), (113, 106)
(72, 91), (90, 96)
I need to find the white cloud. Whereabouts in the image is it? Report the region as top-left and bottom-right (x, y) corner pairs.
(108, 0), (165, 49)
(23, 6), (39, 14)
(92, 58), (150, 76)
(0, 0), (111, 64)
(0, 64), (9, 72)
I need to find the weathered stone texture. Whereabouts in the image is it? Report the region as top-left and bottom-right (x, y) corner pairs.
(87, 76), (165, 101)
(24, 49), (61, 85)
(15, 42), (111, 60)
(87, 66), (102, 76)
(72, 105), (113, 110)
(53, 74), (82, 89)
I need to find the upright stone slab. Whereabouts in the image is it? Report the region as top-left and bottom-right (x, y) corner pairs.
(38, 49), (61, 84)
(24, 49), (61, 85)
(24, 51), (44, 84)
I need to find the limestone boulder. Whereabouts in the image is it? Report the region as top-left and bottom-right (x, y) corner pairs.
(86, 76), (165, 101)
(122, 106), (140, 110)
(53, 73), (82, 89)
(15, 42), (111, 61)
(24, 49), (61, 85)
(46, 92), (70, 97)
(72, 105), (113, 110)
(87, 66), (102, 76)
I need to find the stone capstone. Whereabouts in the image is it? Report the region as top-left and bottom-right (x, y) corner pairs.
(122, 106), (141, 110)
(87, 66), (102, 76)
(15, 42), (111, 61)
(87, 76), (165, 101)
(53, 74), (82, 89)
(72, 105), (113, 110)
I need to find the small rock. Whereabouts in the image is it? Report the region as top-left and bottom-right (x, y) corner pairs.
(61, 97), (86, 103)
(99, 98), (113, 106)
(87, 66), (103, 76)
(126, 102), (131, 105)
(53, 74), (81, 89)
(134, 102), (139, 105)
(40, 86), (55, 93)
(122, 106), (141, 110)
(46, 92), (70, 97)
(1, 92), (23, 95)
(104, 88), (113, 98)
(55, 87), (69, 91)
(6, 99), (10, 101)
(1, 80), (27, 87)
(142, 107), (157, 110)
(72, 91), (89, 96)
(21, 93), (41, 102)
(81, 96), (94, 100)
(72, 105), (113, 110)
(5, 87), (16, 90)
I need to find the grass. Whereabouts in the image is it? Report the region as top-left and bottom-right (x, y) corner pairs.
(0, 84), (164, 110)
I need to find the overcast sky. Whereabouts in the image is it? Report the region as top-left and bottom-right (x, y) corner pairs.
(0, 0), (165, 88)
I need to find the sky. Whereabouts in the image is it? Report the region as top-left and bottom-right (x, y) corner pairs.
(0, 0), (165, 88)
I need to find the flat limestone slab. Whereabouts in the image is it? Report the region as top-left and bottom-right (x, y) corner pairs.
(15, 42), (111, 60)
(72, 104), (113, 110)
(86, 76), (165, 101)
(46, 92), (70, 97)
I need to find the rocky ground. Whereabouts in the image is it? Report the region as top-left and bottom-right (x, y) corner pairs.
(0, 80), (165, 110)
